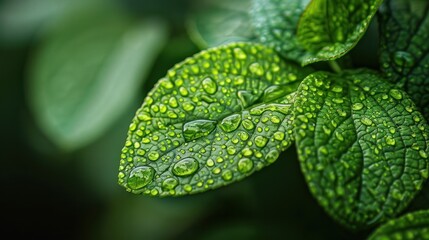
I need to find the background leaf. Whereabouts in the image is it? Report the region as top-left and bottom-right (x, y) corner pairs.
(187, 0), (255, 48)
(297, 0), (383, 65)
(251, 0), (311, 64)
(379, 0), (429, 121)
(28, 5), (168, 151)
(118, 42), (313, 196)
(294, 70), (429, 229)
(368, 210), (429, 239)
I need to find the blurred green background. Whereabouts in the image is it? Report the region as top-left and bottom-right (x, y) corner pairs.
(0, 0), (382, 239)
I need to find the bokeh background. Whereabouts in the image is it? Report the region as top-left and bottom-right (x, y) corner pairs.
(2, 0), (419, 239)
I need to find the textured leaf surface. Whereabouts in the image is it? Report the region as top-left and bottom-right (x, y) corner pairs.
(118, 43), (312, 196)
(187, 0), (255, 48)
(379, 0), (429, 120)
(294, 70), (429, 229)
(369, 210), (429, 240)
(29, 7), (167, 150)
(297, 0), (383, 65)
(251, 0), (311, 64)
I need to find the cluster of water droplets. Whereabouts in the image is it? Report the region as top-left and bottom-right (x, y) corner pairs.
(116, 43), (307, 196)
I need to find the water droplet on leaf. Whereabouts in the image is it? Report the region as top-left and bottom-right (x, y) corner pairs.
(173, 158), (199, 177)
(202, 77), (217, 95)
(183, 119), (217, 142)
(127, 166), (155, 190)
(238, 158), (253, 173)
(219, 114), (241, 133)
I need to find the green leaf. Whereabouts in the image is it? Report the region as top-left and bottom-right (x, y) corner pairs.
(379, 0), (429, 121)
(187, 0), (255, 49)
(251, 0), (311, 64)
(118, 42), (313, 196)
(368, 210), (429, 240)
(29, 7), (167, 151)
(294, 70), (429, 229)
(296, 0), (383, 65)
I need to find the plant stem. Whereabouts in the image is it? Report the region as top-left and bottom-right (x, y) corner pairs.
(329, 60), (342, 73)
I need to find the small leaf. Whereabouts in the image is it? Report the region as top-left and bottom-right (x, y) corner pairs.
(187, 0), (255, 48)
(294, 70), (429, 229)
(297, 0), (383, 65)
(368, 210), (429, 240)
(379, 0), (429, 120)
(188, 0), (255, 49)
(29, 7), (168, 150)
(251, 0), (312, 64)
(118, 42), (313, 196)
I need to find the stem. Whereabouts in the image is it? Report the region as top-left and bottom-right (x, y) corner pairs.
(329, 60), (342, 73)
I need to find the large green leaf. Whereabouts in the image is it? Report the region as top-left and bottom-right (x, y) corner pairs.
(294, 70), (429, 229)
(379, 0), (429, 121)
(187, 0), (255, 49)
(251, 0), (311, 64)
(29, 7), (167, 151)
(118, 42), (313, 196)
(296, 0), (383, 65)
(368, 210), (429, 240)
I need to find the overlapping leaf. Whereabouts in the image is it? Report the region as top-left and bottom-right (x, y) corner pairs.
(369, 210), (429, 239)
(294, 70), (429, 229)
(118, 43), (313, 196)
(379, 0), (429, 120)
(251, 0), (311, 64)
(29, 7), (167, 150)
(297, 0), (383, 65)
(187, 0), (255, 48)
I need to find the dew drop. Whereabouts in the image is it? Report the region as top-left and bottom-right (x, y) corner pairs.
(219, 114), (242, 133)
(419, 150), (428, 159)
(389, 89), (403, 100)
(173, 158), (199, 177)
(249, 62), (264, 76)
(127, 166), (155, 190)
(332, 85), (343, 93)
(179, 87), (189, 96)
(413, 115), (421, 123)
(183, 119), (217, 142)
(183, 102), (195, 112)
(238, 158), (253, 173)
(386, 136), (396, 146)
(361, 117), (373, 126)
(393, 51), (415, 67)
(148, 151), (160, 161)
(222, 169), (233, 181)
(162, 178), (178, 190)
(169, 97), (178, 108)
(254, 136), (268, 147)
(202, 77), (217, 95)
(233, 48), (247, 60)
(335, 132), (344, 141)
(184, 184), (192, 192)
(265, 150), (280, 163)
(273, 132), (285, 141)
(352, 103), (364, 111)
(227, 146), (236, 155)
(242, 119), (255, 130)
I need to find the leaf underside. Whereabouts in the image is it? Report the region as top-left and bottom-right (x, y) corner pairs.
(369, 210), (429, 240)
(379, 0), (429, 121)
(250, 0), (311, 65)
(297, 0), (383, 65)
(294, 70), (429, 229)
(29, 7), (167, 150)
(118, 42), (313, 196)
